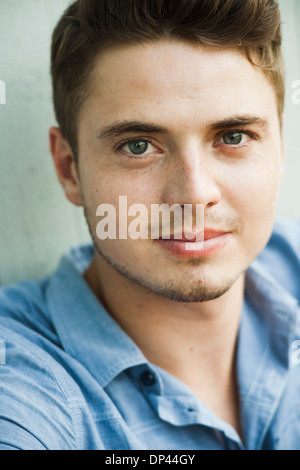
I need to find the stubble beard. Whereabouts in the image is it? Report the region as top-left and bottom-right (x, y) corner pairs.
(85, 218), (238, 303)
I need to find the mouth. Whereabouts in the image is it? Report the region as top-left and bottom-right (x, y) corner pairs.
(155, 229), (231, 258)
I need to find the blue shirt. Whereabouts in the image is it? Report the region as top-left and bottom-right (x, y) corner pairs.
(0, 218), (300, 450)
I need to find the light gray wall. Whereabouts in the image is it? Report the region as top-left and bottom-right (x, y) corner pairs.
(0, 0), (90, 286)
(277, 0), (300, 217)
(0, 0), (299, 286)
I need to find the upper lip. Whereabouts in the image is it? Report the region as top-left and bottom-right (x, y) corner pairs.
(159, 229), (230, 242)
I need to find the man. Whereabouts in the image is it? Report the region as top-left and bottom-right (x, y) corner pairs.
(0, 0), (299, 450)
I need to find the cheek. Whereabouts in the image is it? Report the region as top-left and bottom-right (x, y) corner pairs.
(88, 171), (164, 221)
(80, 166), (160, 250)
(222, 155), (281, 254)
(222, 148), (281, 211)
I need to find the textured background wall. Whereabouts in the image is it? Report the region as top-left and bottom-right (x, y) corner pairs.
(0, 0), (299, 286)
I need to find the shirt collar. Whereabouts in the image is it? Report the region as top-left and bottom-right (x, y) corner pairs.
(45, 243), (147, 388)
(46, 242), (299, 425)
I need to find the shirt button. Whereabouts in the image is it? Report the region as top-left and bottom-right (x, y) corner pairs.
(140, 370), (156, 386)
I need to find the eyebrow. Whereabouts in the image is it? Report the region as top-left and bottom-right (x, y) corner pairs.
(96, 115), (268, 140)
(208, 115), (268, 131)
(96, 121), (169, 140)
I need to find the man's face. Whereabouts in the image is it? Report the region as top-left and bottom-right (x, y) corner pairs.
(76, 41), (284, 302)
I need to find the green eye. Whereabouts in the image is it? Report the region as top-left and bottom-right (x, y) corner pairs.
(128, 141), (149, 155)
(223, 132), (244, 145)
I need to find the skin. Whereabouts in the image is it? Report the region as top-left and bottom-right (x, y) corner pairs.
(49, 41), (284, 436)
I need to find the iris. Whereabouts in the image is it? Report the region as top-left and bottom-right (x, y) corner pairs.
(223, 132), (243, 145)
(128, 141), (148, 154)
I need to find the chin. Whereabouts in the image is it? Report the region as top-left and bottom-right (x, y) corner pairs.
(97, 247), (236, 303)
(143, 278), (237, 303)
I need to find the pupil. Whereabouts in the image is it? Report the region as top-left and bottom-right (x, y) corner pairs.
(129, 141), (148, 154)
(224, 133), (243, 145)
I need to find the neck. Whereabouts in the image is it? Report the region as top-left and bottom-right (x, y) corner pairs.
(84, 252), (245, 434)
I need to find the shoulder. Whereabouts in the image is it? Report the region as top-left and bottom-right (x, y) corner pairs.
(0, 277), (58, 341)
(270, 218), (300, 254)
(0, 279), (91, 449)
(256, 218), (300, 301)
(0, 324), (81, 449)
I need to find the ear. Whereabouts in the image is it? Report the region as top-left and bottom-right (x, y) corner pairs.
(49, 127), (82, 206)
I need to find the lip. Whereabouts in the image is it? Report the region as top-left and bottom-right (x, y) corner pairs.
(167, 229), (227, 242)
(155, 230), (231, 259)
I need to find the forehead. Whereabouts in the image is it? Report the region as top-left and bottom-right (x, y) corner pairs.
(81, 41), (278, 130)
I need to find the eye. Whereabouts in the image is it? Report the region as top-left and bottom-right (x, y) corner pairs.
(122, 140), (156, 155)
(215, 131), (251, 147)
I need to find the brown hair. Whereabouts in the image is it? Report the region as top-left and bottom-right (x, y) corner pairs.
(51, 0), (284, 161)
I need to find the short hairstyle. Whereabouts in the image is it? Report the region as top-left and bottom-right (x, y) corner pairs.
(51, 0), (284, 162)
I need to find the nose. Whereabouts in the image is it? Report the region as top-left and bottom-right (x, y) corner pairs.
(163, 142), (222, 210)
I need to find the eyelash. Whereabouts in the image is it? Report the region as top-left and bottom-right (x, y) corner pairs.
(115, 130), (258, 158)
(214, 129), (258, 149)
